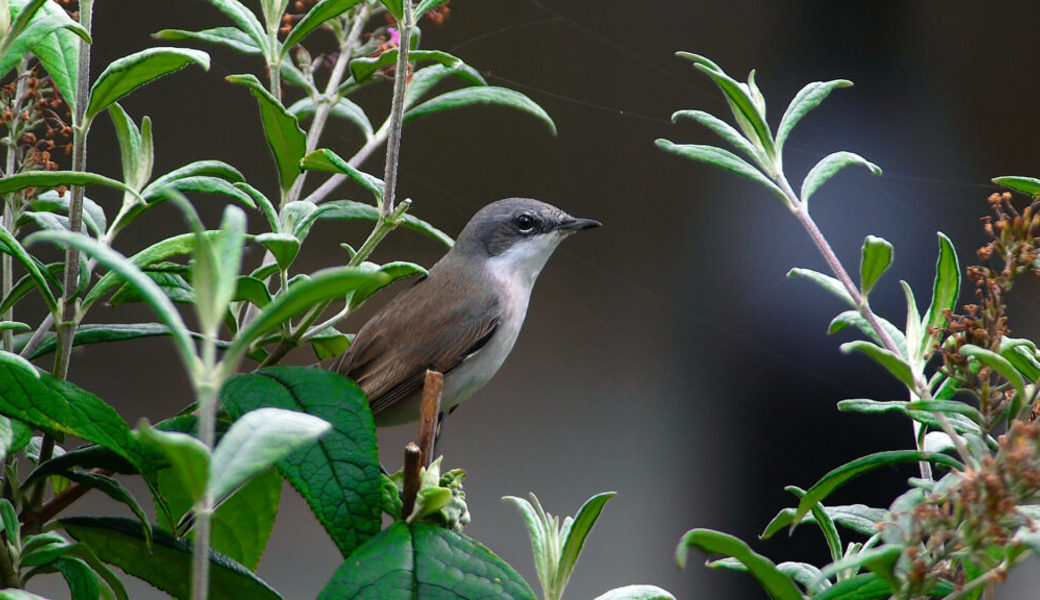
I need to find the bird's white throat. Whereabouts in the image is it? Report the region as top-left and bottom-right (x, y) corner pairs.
(485, 230), (568, 290)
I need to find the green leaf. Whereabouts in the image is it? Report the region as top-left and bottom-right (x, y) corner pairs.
(404, 62), (486, 109)
(43, 556), (102, 600)
(146, 159), (245, 189)
(108, 103), (152, 192)
(59, 470), (152, 544)
(859, 235), (893, 295)
(221, 367), (381, 558)
(1002, 338), (1040, 381)
(0, 222), (58, 314)
(0, 590), (52, 599)
(920, 232), (959, 356)
(378, 0), (402, 19)
(993, 175), (1040, 196)
(655, 139), (787, 205)
(281, 0), (362, 55)
(318, 521), (536, 600)
(141, 175), (258, 207)
(26, 230), (198, 371)
(288, 96), (373, 139)
(556, 492), (616, 594)
(209, 407), (329, 503)
(320, 199), (453, 247)
(196, 0), (266, 53)
(828, 311), (907, 358)
(793, 450), (963, 525)
(787, 267), (855, 307)
(193, 204), (246, 335)
(153, 26), (262, 55)
(812, 573), (892, 600)
(136, 425), (210, 503)
(348, 49), (461, 84)
(959, 344), (1025, 396)
(677, 53), (775, 161)
(60, 516), (283, 600)
(87, 47), (210, 121)
(27, 23), (81, 113)
(348, 260), (426, 309)
(255, 232), (300, 271)
(840, 340), (915, 387)
(502, 494), (553, 596)
(404, 86), (557, 135)
(671, 109), (763, 166)
(33, 188), (108, 237)
(82, 231), (214, 308)
(300, 148), (384, 202)
(234, 275), (272, 308)
(775, 79), (853, 154)
(227, 73), (307, 191)
(0, 351), (157, 474)
(800, 151), (881, 205)
(593, 585), (676, 600)
(414, 0), (450, 19)
(818, 545), (902, 591)
(676, 528), (801, 600)
(308, 326), (351, 360)
(0, 169), (144, 204)
(0, 0), (88, 110)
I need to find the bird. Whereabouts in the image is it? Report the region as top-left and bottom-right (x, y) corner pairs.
(330, 197), (600, 427)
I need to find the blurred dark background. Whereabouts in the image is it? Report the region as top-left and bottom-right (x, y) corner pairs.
(31, 1), (1040, 598)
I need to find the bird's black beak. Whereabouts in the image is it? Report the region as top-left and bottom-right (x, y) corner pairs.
(555, 216), (602, 232)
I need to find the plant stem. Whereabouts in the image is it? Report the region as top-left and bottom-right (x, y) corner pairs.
(1, 56), (30, 354)
(301, 123), (390, 204)
(0, 532), (19, 588)
(380, 0), (413, 218)
(191, 331), (220, 600)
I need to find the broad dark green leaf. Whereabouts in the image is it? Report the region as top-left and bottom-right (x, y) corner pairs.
(255, 232), (300, 271)
(221, 367), (380, 558)
(153, 26), (262, 55)
(348, 49), (461, 85)
(308, 326), (351, 360)
(0, 0), (88, 110)
(87, 47), (210, 121)
(318, 521), (536, 600)
(57, 471), (151, 544)
(0, 351), (154, 474)
(775, 79), (853, 154)
(27, 23), (81, 112)
(300, 149), (384, 202)
(655, 139), (787, 204)
(405, 86), (557, 135)
(403, 63), (486, 109)
(993, 175), (1040, 196)
(60, 516), (283, 600)
(801, 151), (881, 205)
(377, 0), (402, 19)
(677, 53), (776, 160)
(414, 0), (450, 19)
(676, 528), (801, 600)
(859, 235), (893, 295)
(281, 0), (362, 54)
(227, 73), (306, 191)
(812, 573), (892, 600)
(0, 169), (143, 204)
(234, 275), (272, 308)
(793, 450), (963, 525)
(46, 556), (102, 600)
(320, 199), (453, 247)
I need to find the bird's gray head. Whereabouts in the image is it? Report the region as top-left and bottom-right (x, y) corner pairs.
(453, 198), (600, 285)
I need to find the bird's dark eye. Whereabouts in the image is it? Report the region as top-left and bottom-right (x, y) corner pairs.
(514, 213), (536, 233)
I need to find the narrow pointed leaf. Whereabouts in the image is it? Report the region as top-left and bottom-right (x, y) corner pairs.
(959, 344), (1025, 395)
(405, 86), (557, 135)
(281, 0), (362, 54)
(221, 367), (381, 558)
(153, 27), (262, 54)
(556, 492), (616, 593)
(300, 148), (384, 202)
(0, 169), (144, 203)
(27, 231), (197, 370)
(404, 63), (486, 109)
(921, 232), (959, 355)
(828, 311), (906, 358)
(28, 25), (81, 112)
(792, 450), (963, 524)
(818, 545), (902, 591)
(859, 235), (893, 295)
(655, 139), (787, 204)
(320, 199), (453, 246)
(414, 0), (450, 19)
(800, 151), (881, 205)
(840, 340), (915, 387)
(348, 49), (460, 84)
(784, 486), (841, 562)
(775, 80), (853, 153)
(318, 521), (536, 600)
(136, 426), (210, 503)
(59, 470), (152, 543)
(993, 176), (1040, 196)
(676, 528), (801, 600)
(503, 495), (553, 597)
(145, 159), (245, 189)
(288, 96), (373, 139)
(200, 0), (266, 51)
(227, 73), (306, 191)
(671, 109), (763, 165)
(787, 268), (855, 307)
(60, 516), (283, 600)
(87, 47), (210, 121)
(0, 224), (57, 313)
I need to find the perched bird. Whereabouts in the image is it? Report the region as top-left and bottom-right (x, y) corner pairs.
(331, 198), (600, 426)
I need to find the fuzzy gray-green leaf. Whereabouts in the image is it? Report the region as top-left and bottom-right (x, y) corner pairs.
(859, 235), (893, 295)
(655, 139), (787, 205)
(801, 151), (881, 205)
(775, 79), (852, 153)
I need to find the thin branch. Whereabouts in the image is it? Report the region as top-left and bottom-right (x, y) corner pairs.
(380, 0), (413, 218)
(417, 370), (443, 467)
(400, 442), (422, 519)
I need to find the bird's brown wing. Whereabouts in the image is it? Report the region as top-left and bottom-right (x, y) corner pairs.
(333, 265), (502, 416)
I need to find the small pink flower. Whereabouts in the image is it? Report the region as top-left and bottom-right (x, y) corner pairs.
(387, 27), (401, 46)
